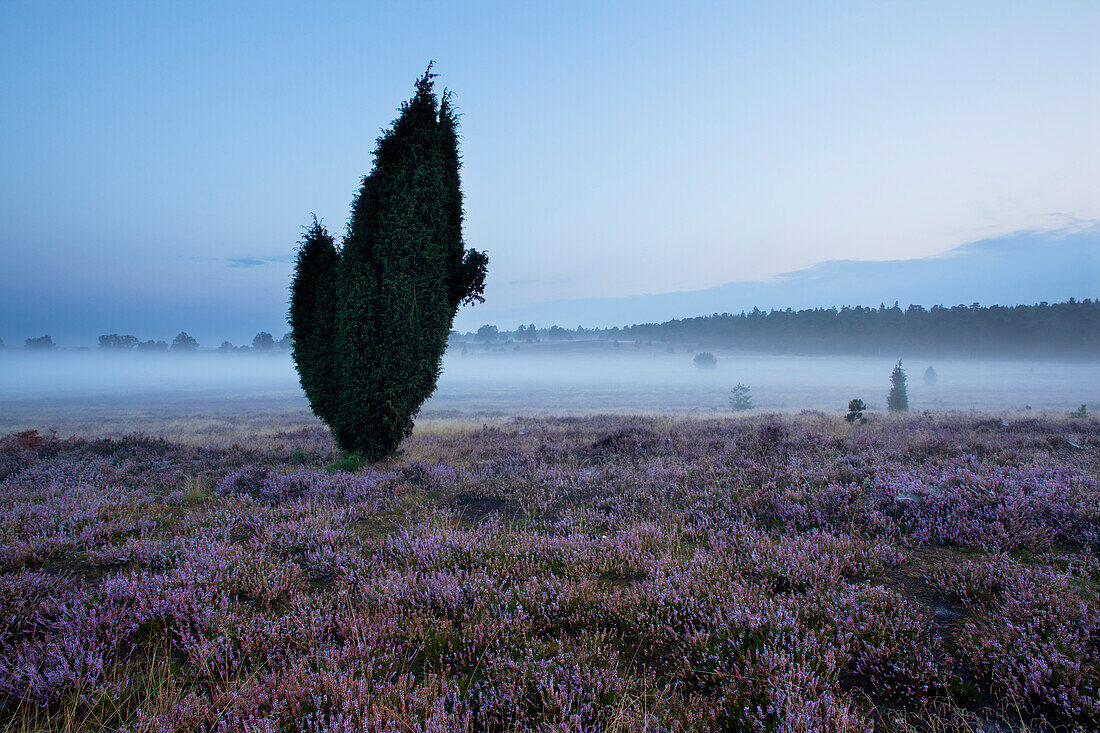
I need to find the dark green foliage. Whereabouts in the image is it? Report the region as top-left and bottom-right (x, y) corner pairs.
(137, 339), (168, 352)
(1070, 404), (1089, 419)
(290, 68), (487, 460)
(693, 352), (717, 369)
(171, 332), (198, 351)
(616, 299), (1100, 358)
(845, 398), (867, 424)
(887, 361), (908, 412)
(290, 217), (341, 428)
(24, 335), (55, 350)
(325, 452), (372, 474)
(924, 365), (938, 386)
(729, 383), (753, 411)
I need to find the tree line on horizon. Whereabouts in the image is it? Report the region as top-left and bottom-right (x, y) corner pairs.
(10, 331), (292, 352)
(7, 299), (1096, 358)
(461, 299), (1099, 358)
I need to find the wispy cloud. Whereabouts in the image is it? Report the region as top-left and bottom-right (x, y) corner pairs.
(181, 255), (293, 269)
(226, 256), (288, 268)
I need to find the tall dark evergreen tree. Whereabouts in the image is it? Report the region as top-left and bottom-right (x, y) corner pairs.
(290, 217), (340, 426)
(887, 360), (909, 412)
(290, 67), (487, 460)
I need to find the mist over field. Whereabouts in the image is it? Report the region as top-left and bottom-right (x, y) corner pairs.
(1, 348), (1096, 439)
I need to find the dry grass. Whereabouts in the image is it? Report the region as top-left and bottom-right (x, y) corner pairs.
(3, 644), (180, 733)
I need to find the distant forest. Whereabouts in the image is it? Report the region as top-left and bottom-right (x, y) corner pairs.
(8, 300), (1097, 358)
(465, 299), (1099, 358)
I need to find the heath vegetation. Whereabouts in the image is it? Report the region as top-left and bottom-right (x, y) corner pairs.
(1, 412), (1097, 731)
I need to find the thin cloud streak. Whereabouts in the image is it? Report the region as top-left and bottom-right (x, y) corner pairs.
(179, 255), (293, 269)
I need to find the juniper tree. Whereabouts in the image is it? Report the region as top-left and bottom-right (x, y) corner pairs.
(290, 67), (487, 460)
(887, 361), (909, 412)
(290, 218), (340, 425)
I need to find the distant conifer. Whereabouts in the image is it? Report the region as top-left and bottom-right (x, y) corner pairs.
(729, 383), (753, 411)
(887, 361), (909, 412)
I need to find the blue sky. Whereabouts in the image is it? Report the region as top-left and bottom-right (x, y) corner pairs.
(2, 1), (1098, 344)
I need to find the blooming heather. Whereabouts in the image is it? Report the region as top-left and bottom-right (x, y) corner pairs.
(0, 414), (1097, 731)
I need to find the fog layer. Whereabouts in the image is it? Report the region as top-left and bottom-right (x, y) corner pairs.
(2, 348), (1096, 420)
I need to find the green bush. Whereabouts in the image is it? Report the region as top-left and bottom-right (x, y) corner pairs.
(845, 398), (867, 424)
(325, 452), (372, 474)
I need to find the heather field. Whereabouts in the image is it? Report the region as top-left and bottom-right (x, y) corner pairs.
(1, 413), (1098, 732)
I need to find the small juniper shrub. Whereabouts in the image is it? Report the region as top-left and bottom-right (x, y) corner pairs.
(846, 399), (868, 424)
